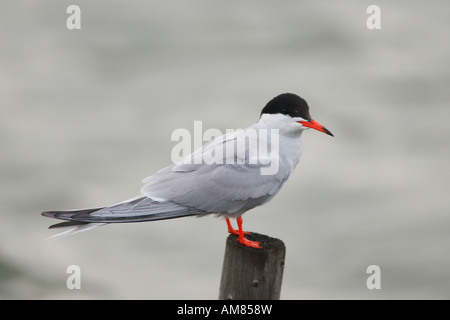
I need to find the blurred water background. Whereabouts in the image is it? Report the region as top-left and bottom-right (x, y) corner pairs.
(1, 0), (449, 299)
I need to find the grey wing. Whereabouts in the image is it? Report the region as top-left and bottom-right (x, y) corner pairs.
(42, 196), (208, 224)
(141, 133), (292, 216)
(42, 197), (208, 240)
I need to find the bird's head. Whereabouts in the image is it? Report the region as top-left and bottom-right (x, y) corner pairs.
(260, 93), (334, 137)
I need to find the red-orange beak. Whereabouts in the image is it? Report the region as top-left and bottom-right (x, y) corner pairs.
(298, 119), (334, 137)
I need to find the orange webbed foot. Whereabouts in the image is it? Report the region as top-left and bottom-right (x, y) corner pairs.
(225, 217), (262, 249)
(237, 236), (261, 249)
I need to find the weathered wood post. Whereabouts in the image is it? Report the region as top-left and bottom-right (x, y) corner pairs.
(218, 232), (286, 300)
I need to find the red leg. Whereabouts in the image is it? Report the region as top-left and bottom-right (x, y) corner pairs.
(236, 216), (261, 249)
(226, 218), (250, 236)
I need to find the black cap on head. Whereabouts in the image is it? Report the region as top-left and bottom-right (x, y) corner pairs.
(260, 93), (311, 120)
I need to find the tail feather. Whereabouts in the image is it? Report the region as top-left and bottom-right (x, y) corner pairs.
(42, 196), (209, 239)
(46, 223), (107, 241)
(42, 208), (104, 223)
(48, 220), (90, 229)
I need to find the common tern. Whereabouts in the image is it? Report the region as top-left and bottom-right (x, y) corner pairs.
(42, 93), (333, 248)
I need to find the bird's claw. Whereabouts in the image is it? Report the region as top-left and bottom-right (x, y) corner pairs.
(237, 237), (261, 249)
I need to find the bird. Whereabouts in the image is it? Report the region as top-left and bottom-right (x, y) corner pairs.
(42, 93), (333, 248)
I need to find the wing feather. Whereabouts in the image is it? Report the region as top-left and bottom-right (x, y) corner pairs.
(141, 128), (293, 215)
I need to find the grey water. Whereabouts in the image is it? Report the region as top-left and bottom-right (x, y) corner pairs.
(1, 0), (449, 299)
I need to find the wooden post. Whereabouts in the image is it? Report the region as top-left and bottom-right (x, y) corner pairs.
(218, 232), (286, 300)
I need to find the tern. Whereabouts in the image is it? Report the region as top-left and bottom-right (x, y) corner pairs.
(42, 93), (333, 248)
